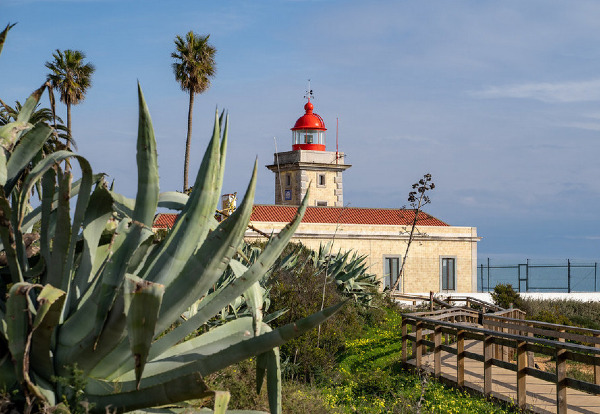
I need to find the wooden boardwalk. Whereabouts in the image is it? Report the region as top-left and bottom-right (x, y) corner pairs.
(401, 304), (600, 413)
(409, 339), (600, 413)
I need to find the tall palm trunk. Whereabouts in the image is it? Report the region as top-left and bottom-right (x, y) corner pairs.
(66, 102), (72, 172)
(66, 102), (72, 150)
(183, 89), (194, 192)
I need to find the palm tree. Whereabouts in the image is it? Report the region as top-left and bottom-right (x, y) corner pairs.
(45, 49), (95, 150)
(0, 99), (71, 153)
(172, 31), (216, 192)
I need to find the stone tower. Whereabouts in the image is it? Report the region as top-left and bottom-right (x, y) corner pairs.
(267, 97), (351, 207)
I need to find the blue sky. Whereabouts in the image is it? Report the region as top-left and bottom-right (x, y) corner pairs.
(2, 0), (600, 262)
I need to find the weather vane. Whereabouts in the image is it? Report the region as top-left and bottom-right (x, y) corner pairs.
(304, 79), (314, 102)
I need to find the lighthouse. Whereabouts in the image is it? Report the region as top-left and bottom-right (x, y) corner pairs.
(267, 92), (351, 207)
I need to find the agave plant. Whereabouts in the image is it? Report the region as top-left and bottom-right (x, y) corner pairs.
(281, 242), (379, 306)
(0, 24), (342, 413)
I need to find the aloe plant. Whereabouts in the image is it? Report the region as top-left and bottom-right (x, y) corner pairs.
(280, 242), (379, 306)
(0, 25), (342, 413)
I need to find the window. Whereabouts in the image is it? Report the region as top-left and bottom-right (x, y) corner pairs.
(304, 134), (313, 144)
(440, 257), (456, 292)
(286, 174), (291, 187)
(318, 174), (326, 187)
(384, 256), (401, 291)
(316, 201), (328, 206)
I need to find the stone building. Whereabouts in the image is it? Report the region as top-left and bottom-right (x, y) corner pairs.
(154, 96), (480, 293)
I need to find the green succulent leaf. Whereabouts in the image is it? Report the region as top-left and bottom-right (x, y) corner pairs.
(141, 109), (224, 286)
(133, 83), (159, 227)
(6, 283), (32, 383)
(151, 189), (310, 356)
(124, 274), (165, 390)
(30, 284), (66, 380)
(0, 22), (16, 57)
(256, 347), (281, 414)
(87, 372), (210, 413)
(5, 123), (52, 192)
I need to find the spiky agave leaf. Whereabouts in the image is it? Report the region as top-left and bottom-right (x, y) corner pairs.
(0, 72), (346, 414)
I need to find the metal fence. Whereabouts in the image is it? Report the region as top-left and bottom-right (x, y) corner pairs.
(478, 259), (599, 293)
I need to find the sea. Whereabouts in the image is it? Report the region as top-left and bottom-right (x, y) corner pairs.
(476, 258), (599, 293)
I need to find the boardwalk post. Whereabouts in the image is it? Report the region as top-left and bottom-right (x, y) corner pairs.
(457, 329), (465, 387)
(401, 318), (408, 364)
(595, 333), (600, 385)
(491, 320), (500, 360)
(483, 334), (493, 396)
(527, 321), (534, 368)
(558, 328), (565, 343)
(502, 324), (507, 361)
(556, 347), (567, 414)
(434, 325), (442, 378)
(516, 340), (527, 410)
(416, 321), (423, 369)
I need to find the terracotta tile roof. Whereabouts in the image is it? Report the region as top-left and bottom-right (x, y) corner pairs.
(153, 205), (448, 229)
(154, 213), (178, 229)
(250, 205), (448, 226)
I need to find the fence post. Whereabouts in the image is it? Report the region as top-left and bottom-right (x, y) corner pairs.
(457, 329), (465, 387)
(487, 257), (490, 292)
(402, 318), (408, 364)
(517, 340), (527, 410)
(484, 334), (493, 396)
(568, 259), (571, 293)
(416, 321), (423, 369)
(526, 258), (529, 292)
(556, 347), (567, 414)
(434, 325), (441, 379)
(480, 264), (484, 292)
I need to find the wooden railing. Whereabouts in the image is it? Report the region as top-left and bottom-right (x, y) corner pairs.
(401, 308), (600, 413)
(442, 295), (506, 313)
(392, 292), (506, 313)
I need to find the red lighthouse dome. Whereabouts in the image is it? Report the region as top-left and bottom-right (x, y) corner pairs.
(291, 100), (326, 151)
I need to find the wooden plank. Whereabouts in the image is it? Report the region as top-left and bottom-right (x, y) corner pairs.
(564, 350), (600, 366)
(401, 318), (408, 364)
(464, 350), (484, 363)
(527, 321), (534, 369)
(556, 348), (567, 414)
(596, 333), (600, 386)
(492, 358), (516, 372)
(516, 340), (527, 410)
(486, 313), (600, 336)
(457, 329), (465, 387)
(416, 321), (423, 369)
(484, 319), (600, 345)
(440, 343), (456, 355)
(484, 334), (492, 396)
(565, 377), (600, 395)
(524, 366), (556, 383)
(416, 337), (600, 414)
(434, 325), (441, 378)
(406, 314), (600, 355)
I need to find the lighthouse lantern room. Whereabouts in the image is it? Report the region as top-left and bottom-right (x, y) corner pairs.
(267, 89), (351, 207)
(291, 101), (326, 151)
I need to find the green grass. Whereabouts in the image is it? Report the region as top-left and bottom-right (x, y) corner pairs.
(321, 309), (520, 414)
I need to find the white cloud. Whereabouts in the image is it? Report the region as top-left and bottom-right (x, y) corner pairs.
(561, 122), (600, 132)
(472, 79), (600, 103)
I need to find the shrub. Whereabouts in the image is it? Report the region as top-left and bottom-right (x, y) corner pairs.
(268, 243), (385, 383)
(491, 283), (524, 310)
